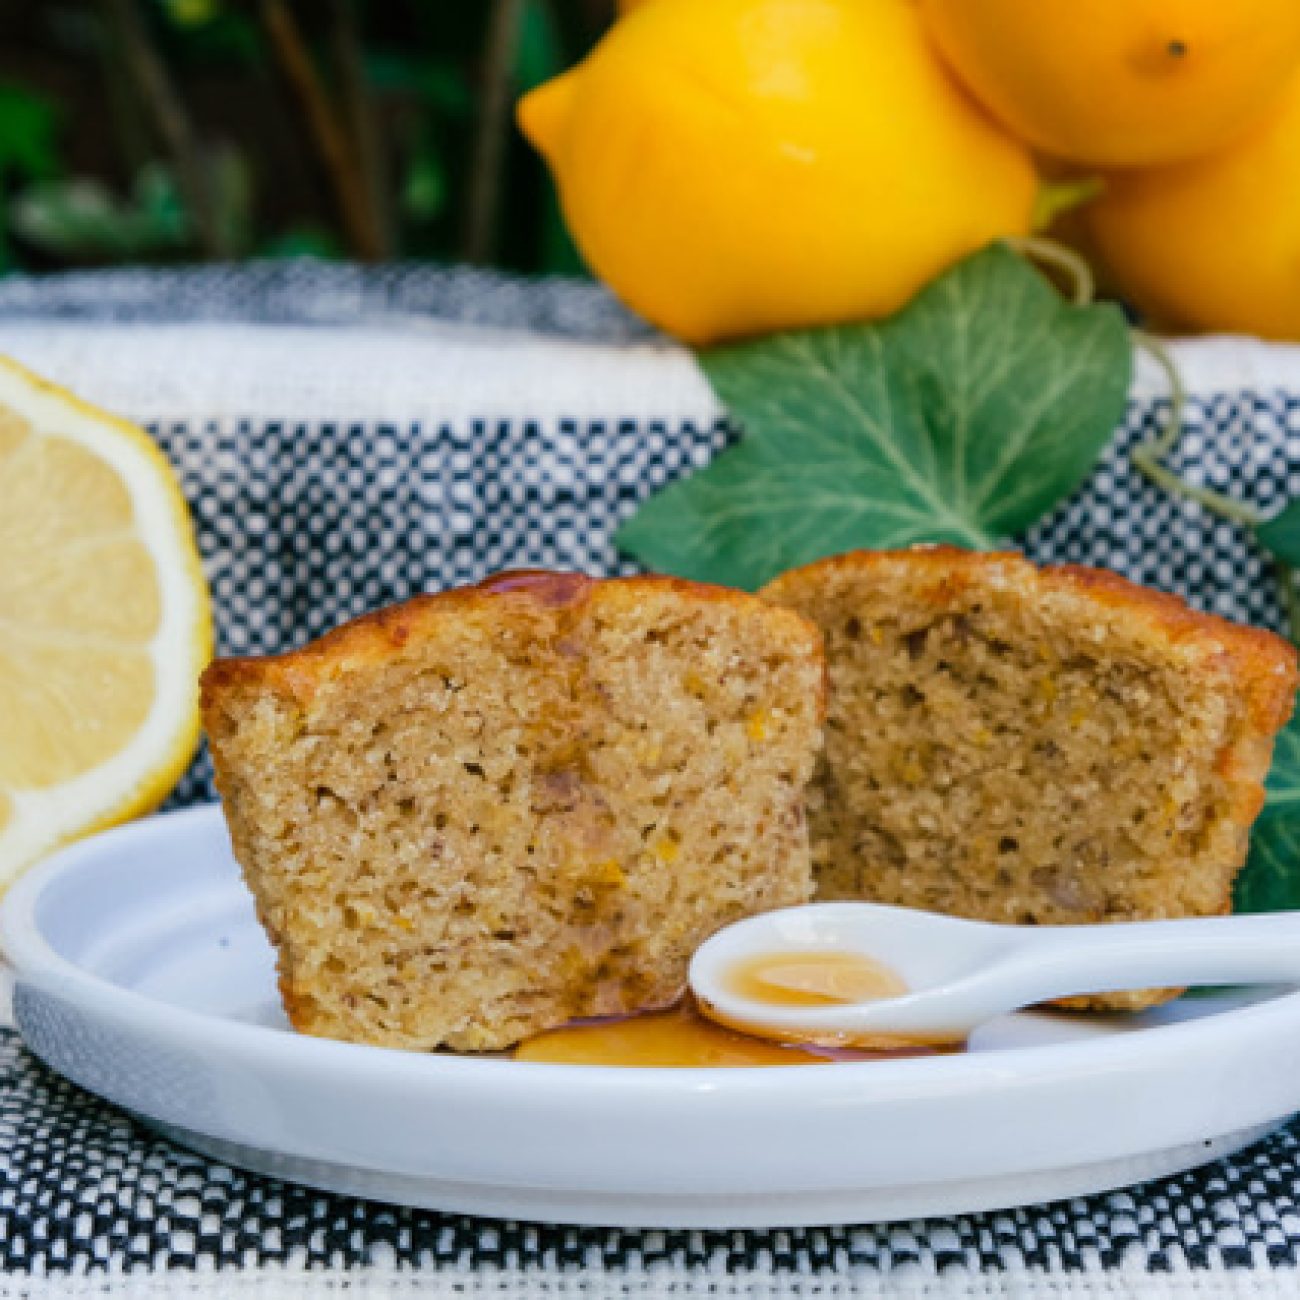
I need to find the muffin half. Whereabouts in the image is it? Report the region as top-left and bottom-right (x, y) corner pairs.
(202, 571), (825, 1050)
(762, 547), (1297, 1009)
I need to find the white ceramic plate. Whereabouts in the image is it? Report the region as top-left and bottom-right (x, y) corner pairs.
(4, 806), (1300, 1229)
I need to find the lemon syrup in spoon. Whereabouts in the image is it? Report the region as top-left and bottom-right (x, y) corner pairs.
(725, 950), (909, 1007)
(691, 949), (939, 1051)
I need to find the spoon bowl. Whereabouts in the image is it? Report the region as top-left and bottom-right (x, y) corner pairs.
(688, 902), (1300, 1045)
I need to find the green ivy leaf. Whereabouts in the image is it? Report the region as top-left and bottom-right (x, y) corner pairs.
(616, 243), (1132, 590)
(1263, 707), (1300, 812)
(364, 53), (472, 116)
(1255, 500), (1300, 568)
(0, 83), (58, 181)
(517, 0), (566, 94)
(1236, 712), (1300, 912)
(1236, 815), (1300, 913)
(257, 223), (343, 260)
(157, 0), (221, 27)
(11, 165), (188, 261)
(402, 142), (446, 223)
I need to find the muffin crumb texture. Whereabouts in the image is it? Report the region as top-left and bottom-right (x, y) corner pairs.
(763, 548), (1298, 1011)
(202, 573), (824, 1051)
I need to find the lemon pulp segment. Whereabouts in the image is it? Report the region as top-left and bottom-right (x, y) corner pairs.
(0, 357), (211, 884)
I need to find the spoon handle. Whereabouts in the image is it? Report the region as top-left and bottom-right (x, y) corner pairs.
(996, 910), (1300, 1003)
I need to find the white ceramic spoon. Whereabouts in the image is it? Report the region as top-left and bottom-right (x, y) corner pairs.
(688, 902), (1300, 1045)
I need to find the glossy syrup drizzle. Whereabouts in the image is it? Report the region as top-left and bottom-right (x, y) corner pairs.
(513, 994), (949, 1068)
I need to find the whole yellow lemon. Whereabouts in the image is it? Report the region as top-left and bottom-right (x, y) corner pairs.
(517, 0), (1036, 345)
(1085, 74), (1300, 340)
(920, 0), (1300, 168)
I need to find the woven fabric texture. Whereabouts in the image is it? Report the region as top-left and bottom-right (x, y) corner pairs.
(3, 1026), (1300, 1293)
(2, 263), (1300, 1298)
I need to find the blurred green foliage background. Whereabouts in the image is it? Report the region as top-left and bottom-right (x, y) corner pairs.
(0, 0), (615, 275)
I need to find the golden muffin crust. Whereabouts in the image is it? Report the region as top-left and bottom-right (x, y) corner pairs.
(762, 546), (1298, 1011)
(202, 571), (825, 1051)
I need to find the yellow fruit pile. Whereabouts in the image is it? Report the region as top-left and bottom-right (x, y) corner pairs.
(519, 0), (1300, 344)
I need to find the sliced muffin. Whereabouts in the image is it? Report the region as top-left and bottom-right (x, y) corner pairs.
(761, 547), (1297, 1009)
(201, 571), (824, 1051)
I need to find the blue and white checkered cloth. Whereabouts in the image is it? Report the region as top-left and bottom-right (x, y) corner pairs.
(3, 260), (1300, 1298)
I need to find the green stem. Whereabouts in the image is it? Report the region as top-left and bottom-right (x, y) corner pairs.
(1277, 561), (1300, 647)
(1130, 329), (1265, 528)
(1004, 235), (1095, 307)
(462, 0), (526, 263)
(99, 0), (227, 259)
(1132, 330), (1300, 644)
(1031, 175), (1104, 233)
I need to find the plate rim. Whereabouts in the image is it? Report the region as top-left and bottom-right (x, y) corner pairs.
(6, 802), (1300, 1105)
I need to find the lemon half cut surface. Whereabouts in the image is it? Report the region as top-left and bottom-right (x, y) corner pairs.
(0, 356), (211, 886)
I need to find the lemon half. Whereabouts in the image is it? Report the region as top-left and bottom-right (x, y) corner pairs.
(0, 356), (211, 885)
